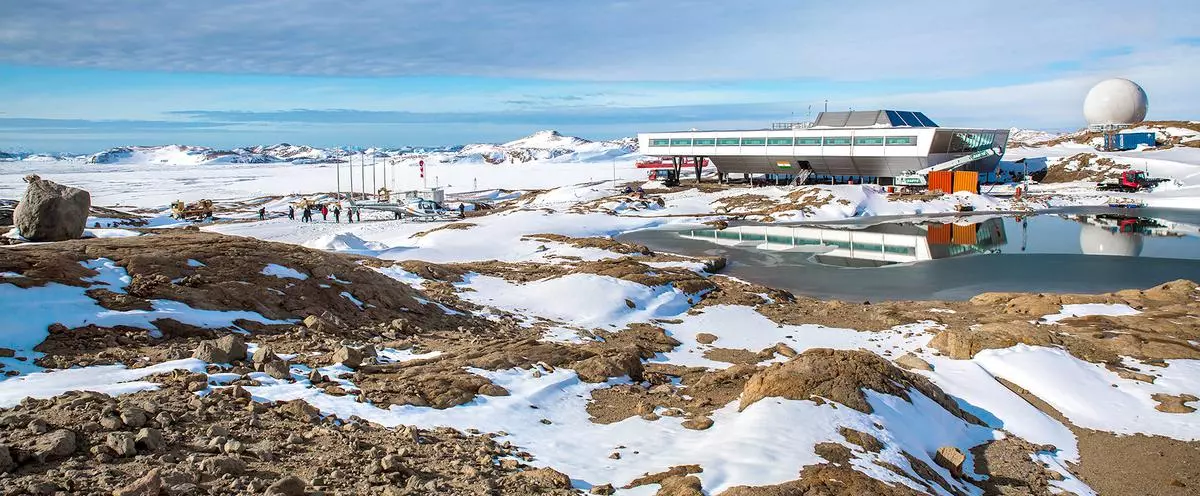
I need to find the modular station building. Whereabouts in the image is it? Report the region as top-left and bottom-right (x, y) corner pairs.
(637, 110), (1010, 184)
(678, 218), (1008, 267)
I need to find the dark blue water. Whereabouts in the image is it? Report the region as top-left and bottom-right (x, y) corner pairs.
(619, 208), (1200, 301)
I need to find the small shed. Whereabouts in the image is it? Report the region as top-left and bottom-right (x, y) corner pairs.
(1112, 132), (1157, 150)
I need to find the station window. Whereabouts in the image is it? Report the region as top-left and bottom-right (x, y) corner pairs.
(670, 138), (693, 146)
(717, 138), (741, 146)
(795, 137), (822, 146)
(649, 139), (670, 147)
(766, 137), (794, 146)
(693, 138), (716, 146)
(740, 138), (767, 146)
(854, 136), (885, 146)
(823, 137), (852, 146)
(885, 136), (917, 146)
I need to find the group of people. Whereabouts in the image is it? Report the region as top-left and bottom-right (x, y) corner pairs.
(285, 203), (360, 223)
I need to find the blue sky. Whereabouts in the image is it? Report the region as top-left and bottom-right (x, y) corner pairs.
(1, 0), (1198, 153)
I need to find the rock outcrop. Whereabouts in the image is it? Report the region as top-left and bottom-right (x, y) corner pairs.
(13, 175), (91, 242)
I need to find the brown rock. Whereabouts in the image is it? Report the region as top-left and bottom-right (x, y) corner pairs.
(304, 315), (337, 333)
(656, 475), (703, 496)
(0, 444), (13, 473)
(695, 333), (718, 345)
(277, 399), (321, 423)
(331, 345), (364, 368)
(934, 446), (966, 477)
(112, 468), (162, 496)
(477, 383), (510, 396)
(680, 416), (714, 431)
(252, 345), (280, 366)
(265, 475), (306, 496)
(739, 348), (978, 425)
(107, 431), (137, 457)
(134, 428), (163, 451)
(573, 353), (644, 383)
(515, 467), (573, 488)
(814, 442), (852, 465)
(1152, 393), (1198, 413)
(839, 427), (884, 452)
(591, 483), (615, 495)
(120, 407), (147, 428)
(774, 343), (798, 358)
(199, 455), (246, 476)
(262, 359), (292, 380)
(894, 353), (933, 372)
(192, 334), (247, 363)
(35, 429), (76, 460)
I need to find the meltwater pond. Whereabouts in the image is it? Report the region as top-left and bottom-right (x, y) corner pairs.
(620, 208), (1200, 301)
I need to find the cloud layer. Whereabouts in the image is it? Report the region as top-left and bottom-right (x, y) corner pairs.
(3, 0), (1196, 81)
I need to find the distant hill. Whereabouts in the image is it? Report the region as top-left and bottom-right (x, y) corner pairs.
(0, 130), (639, 166)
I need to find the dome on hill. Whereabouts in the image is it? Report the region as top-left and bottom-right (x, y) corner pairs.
(1083, 78), (1148, 126)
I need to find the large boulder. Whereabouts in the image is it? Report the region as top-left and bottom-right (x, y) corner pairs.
(13, 175), (91, 242)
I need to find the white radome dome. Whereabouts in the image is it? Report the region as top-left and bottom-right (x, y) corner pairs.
(1079, 223), (1143, 257)
(1083, 78), (1148, 126)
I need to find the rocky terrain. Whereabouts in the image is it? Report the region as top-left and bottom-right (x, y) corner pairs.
(0, 225), (1197, 495)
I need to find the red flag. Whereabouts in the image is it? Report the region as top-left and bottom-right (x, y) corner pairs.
(419, 160), (425, 178)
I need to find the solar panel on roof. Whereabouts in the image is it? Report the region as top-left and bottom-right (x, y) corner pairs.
(913, 112), (938, 127)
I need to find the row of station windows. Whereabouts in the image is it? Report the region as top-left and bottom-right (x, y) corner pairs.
(649, 136), (918, 147)
(690, 230), (918, 255)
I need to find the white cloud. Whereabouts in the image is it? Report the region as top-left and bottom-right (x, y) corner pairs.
(1, 0), (1196, 81)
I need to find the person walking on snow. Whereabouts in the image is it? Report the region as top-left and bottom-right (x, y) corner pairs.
(288, 205), (295, 220)
(321, 204), (328, 221)
(333, 205), (341, 223)
(302, 206), (312, 223)
(356, 209), (362, 222)
(258, 207), (266, 220)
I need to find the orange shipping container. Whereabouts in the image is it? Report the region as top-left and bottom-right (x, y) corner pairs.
(926, 223), (952, 245)
(952, 224), (978, 245)
(928, 171), (953, 194)
(952, 171), (979, 193)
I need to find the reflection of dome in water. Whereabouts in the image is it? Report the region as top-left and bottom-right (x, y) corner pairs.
(1079, 223), (1143, 257)
(1083, 78), (1148, 126)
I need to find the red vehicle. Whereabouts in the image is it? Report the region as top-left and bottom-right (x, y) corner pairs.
(635, 157), (712, 169)
(1097, 170), (1166, 192)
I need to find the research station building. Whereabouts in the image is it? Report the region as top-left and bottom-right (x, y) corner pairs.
(637, 110), (1010, 184)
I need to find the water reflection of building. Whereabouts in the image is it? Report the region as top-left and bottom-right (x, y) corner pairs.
(680, 219), (1007, 267)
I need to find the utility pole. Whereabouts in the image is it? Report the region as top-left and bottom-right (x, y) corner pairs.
(371, 151), (377, 200)
(359, 150), (365, 201)
(336, 147), (341, 201)
(347, 147), (354, 203)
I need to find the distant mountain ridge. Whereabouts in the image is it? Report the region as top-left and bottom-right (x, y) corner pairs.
(0, 130), (639, 165)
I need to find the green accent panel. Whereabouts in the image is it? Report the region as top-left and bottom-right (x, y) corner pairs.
(740, 138), (767, 146)
(766, 137), (794, 145)
(795, 137), (822, 145)
(649, 139), (670, 147)
(885, 136), (916, 145)
(670, 138), (692, 146)
(854, 136), (884, 145)
(693, 138), (716, 145)
(717, 138), (741, 146)
(823, 137), (852, 146)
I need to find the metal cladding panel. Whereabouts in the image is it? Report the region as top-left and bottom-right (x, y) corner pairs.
(926, 224), (952, 245)
(845, 111), (885, 127)
(952, 224), (978, 245)
(953, 171), (979, 193)
(928, 171), (954, 193)
(814, 111), (853, 127)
